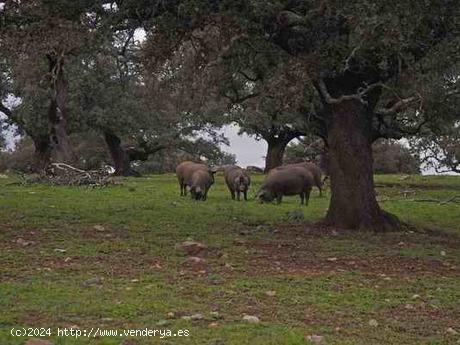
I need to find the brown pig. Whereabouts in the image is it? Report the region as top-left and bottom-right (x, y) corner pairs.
(176, 161), (215, 200)
(271, 162), (323, 196)
(224, 165), (251, 201)
(257, 166), (314, 205)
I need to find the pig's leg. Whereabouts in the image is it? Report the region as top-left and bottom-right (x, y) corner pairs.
(300, 192), (305, 205)
(276, 195), (283, 204)
(231, 189), (235, 200)
(236, 190), (241, 201)
(305, 188), (312, 206)
(244, 190), (248, 201)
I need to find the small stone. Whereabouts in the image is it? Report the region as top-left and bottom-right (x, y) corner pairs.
(224, 262), (233, 270)
(446, 327), (458, 335)
(440, 250), (446, 256)
(156, 319), (168, 326)
(24, 340), (53, 345)
(209, 322), (219, 328)
(405, 304), (414, 310)
(305, 334), (326, 344)
(166, 312), (175, 319)
(242, 315), (260, 324)
(287, 210), (304, 220)
(54, 248), (66, 253)
(210, 311), (221, 319)
(185, 256), (206, 264)
(130, 279), (139, 283)
(93, 225), (105, 232)
(233, 239), (246, 246)
(191, 313), (204, 320)
(15, 238), (33, 246)
(82, 277), (103, 287)
(265, 290), (277, 297)
(181, 316), (192, 321)
(412, 294), (421, 299)
(369, 319), (379, 327)
(176, 241), (208, 257)
(327, 257), (338, 262)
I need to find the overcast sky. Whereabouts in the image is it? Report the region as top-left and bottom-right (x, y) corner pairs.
(220, 124), (266, 168)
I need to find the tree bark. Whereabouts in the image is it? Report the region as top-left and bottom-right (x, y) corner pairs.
(31, 135), (52, 173)
(325, 99), (401, 232)
(47, 55), (75, 163)
(103, 131), (136, 176)
(264, 137), (290, 173)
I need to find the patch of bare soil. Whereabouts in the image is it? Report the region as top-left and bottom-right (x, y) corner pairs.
(246, 223), (460, 277)
(383, 304), (460, 337)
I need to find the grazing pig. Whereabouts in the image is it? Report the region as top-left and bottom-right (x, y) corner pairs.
(272, 162), (323, 196)
(224, 165), (251, 201)
(257, 166), (314, 205)
(176, 161), (215, 200)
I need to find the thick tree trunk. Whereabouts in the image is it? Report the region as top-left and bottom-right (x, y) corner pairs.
(47, 55), (75, 163)
(103, 131), (136, 176)
(264, 138), (289, 173)
(325, 100), (401, 232)
(31, 135), (52, 173)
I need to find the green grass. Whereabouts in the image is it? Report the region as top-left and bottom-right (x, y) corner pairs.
(0, 173), (459, 344)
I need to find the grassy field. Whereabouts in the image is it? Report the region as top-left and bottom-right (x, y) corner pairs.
(0, 173), (459, 345)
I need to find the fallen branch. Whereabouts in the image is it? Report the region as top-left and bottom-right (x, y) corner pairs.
(16, 163), (118, 187)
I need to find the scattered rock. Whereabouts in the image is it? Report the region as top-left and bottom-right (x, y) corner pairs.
(411, 294), (421, 300)
(224, 263), (234, 270)
(209, 322), (219, 328)
(54, 248), (66, 253)
(233, 239), (246, 246)
(265, 290), (277, 297)
(82, 277), (103, 287)
(210, 311), (221, 319)
(368, 319), (379, 327)
(405, 304), (414, 310)
(446, 327), (458, 335)
(242, 315), (260, 324)
(176, 241), (208, 257)
(15, 237), (34, 246)
(184, 256), (207, 265)
(93, 225), (105, 232)
(181, 316), (192, 321)
(191, 313), (204, 320)
(166, 312), (175, 319)
(286, 210), (304, 221)
(326, 257), (338, 262)
(156, 319), (168, 326)
(305, 334), (326, 344)
(24, 340), (53, 345)
(440, 250), (446, 256)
